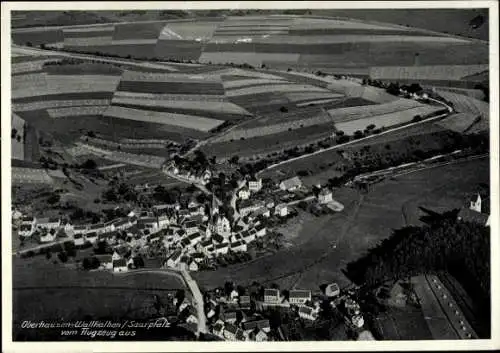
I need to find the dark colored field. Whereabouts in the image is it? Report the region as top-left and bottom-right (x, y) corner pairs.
(16, 110), (206, 144)
(44, 63), (123, 75)
(113, 21), (167, 40)
(111, 103), (249, 121)
(243, 104), (325, 128)
(311, 9), (489, 41)
(373, 306), (433, 340)
(204, 42), (371, 55)
(13, 91), (115, 104)
(12, 29), (64, 45)
(65, 43), (159, 60)
(289, 28), (442, 36)
(224, 81), (299, 91)
(397, 79), (484, 89)
(263, 70), (330, 88)
(117, 80), (225, 95)
(154, 40), (204, 61)
(201, 123), (334, 158)
(11, 55), (54, 63)
(305, 97), (375, 110)
(63, 29), (115, 38)
(11, 69), (46, 77)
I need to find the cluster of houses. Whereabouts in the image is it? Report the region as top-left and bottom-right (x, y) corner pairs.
(203, 279), (369, 341)
(163, 160), (212, 185)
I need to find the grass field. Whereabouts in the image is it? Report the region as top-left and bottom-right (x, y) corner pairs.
(11, 113), (26, 160)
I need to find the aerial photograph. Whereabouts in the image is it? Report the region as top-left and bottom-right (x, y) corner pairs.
(7, 4), (493, 344)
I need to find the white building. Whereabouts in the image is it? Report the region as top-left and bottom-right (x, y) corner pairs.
(289, 290), (311, 305)
(216, 215), (231, 236)
(248, 178), (262, 192)
(166, 250), (182, 268)
(36, 217), (61, 231)
(215, 242), (229, 255)
(264, 288), (281, 304)
(113, 259), (128, 273)
(39, 231), (57, 243)
(318, 188), (333, 204)
(73, 232), (85, 246)
(275, 203), (288, 217)
(238, 187), (251, 200)
(231, 240), (247, 252)
(298, 305), (318, 321)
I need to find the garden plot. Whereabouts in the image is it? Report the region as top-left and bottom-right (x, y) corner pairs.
(370, 64), (489, 81)
(199, 52), (300, 67)
(11, 113), (25, 160)
(225, 83), (329, 97)
(47, 105), (109, 118)
(111, 95), (251, 116)
(334, 105), (442, 134)
(103, 105), (224, 131)
(13, 99), (111, 112)
(159, 21), (221, 41)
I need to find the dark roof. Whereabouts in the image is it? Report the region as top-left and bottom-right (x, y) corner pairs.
(299, 306), (314, 315)
(90, 223), (105, 230)
(255, 224), (266, 231)
(239, 295), (251, 303)
(201, 240), (212, 247)
(181, 238), (191, 247)
(231, 240), (245, 248)
(86, 232), (97, 238)
(22, 216), (34, 222)
(188, 232), (202, 240)
(113, 218), (130, 227)
(184, 220), (198, 228)
(235, 329), (246, 341)
(74, 233), (83, 239)
(289, 290), (311, 299)
(20, 224), (32, 231)
(168, 250), (182, 261)
(242, 319), (270, 331)
(215, 242), (229, 249)
(212, 233), (224, 243)
(48, 217), (60, 223)
(457, 208), (489, 225)
(95, 254), (112, 262)
(223, 311), (237, 319)
(113, 259), (127, 267)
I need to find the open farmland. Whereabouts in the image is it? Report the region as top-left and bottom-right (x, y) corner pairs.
(334, 104), (442, 134)
(103, 105), (223, 132)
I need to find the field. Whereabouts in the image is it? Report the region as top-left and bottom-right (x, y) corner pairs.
(11, 113), (25, 160)
(12, 14), (487, 76)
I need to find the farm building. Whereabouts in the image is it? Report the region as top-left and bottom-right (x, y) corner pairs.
(264, 288), (281, 304)
(248, 178), (263, 192)
(326, 283), (340, 297)
(275, 203), (288, 217)
(298, 305), (318, 321)
(238, 187), (251, 200)
(36, 217), (61, 230)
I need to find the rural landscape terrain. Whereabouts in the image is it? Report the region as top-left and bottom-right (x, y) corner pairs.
(9, 8), (491, 343)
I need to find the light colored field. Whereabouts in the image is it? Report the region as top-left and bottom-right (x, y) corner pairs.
(370, 64), (489, 81)
(62, 25), (115, 33)
(334, 105), (442, 134)
(12, 60), (49, 74)
(199, 52), (300, 67)
(290, 17), (412, 31)
(121, 70), (222, 83)
(13, 74), (121, 99)
(222, 78), (286, 89)
(296, 98), (339, 106)
(12, 167), (53, 185)
(433, 87), (484, 100)
(13, 99), (111, 112)
(47, 105), (109, 118)
(103, 105), (224, 131)
(114, 91), (226, 102)
(110, 39), (158, 45)
(111, 96), (251, 115)
(261, 34), (471, 45)
(159, 22), (220, 40)
(226, 83), (329, 97)
(339, 85), (398, 104)
(436, 112), (478, 133)
(11, 113), (25, 160)
(63, 36), (113, 46)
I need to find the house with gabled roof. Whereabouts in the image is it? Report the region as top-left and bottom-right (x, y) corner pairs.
(298, 305), (318, 321)
(166, 250), (182, 268)
(264, 288), (281, 304)
(318, 188), (333, 204)
(112, 258), (128, 273)
(223, 323), (239, 341)
(231, 240), (247, 253)
(289, 290), (312, 305)
(212, 232), (225, 244)
(275, 203), (288, 217)
(215, 242), (229, 255)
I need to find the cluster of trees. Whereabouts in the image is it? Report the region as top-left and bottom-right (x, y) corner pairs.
(102, 179), (138, 203)
(345, 219), (490, 304)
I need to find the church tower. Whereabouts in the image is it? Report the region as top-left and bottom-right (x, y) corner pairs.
(469, 193), (482, 213)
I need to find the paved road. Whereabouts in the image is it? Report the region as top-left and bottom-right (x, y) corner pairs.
(13, 238), (72, 256)
(119, 268), (207, 336)
(257, 99), (453, 176)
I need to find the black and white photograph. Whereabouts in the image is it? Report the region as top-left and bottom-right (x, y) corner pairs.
(1, 1), (498, 351)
